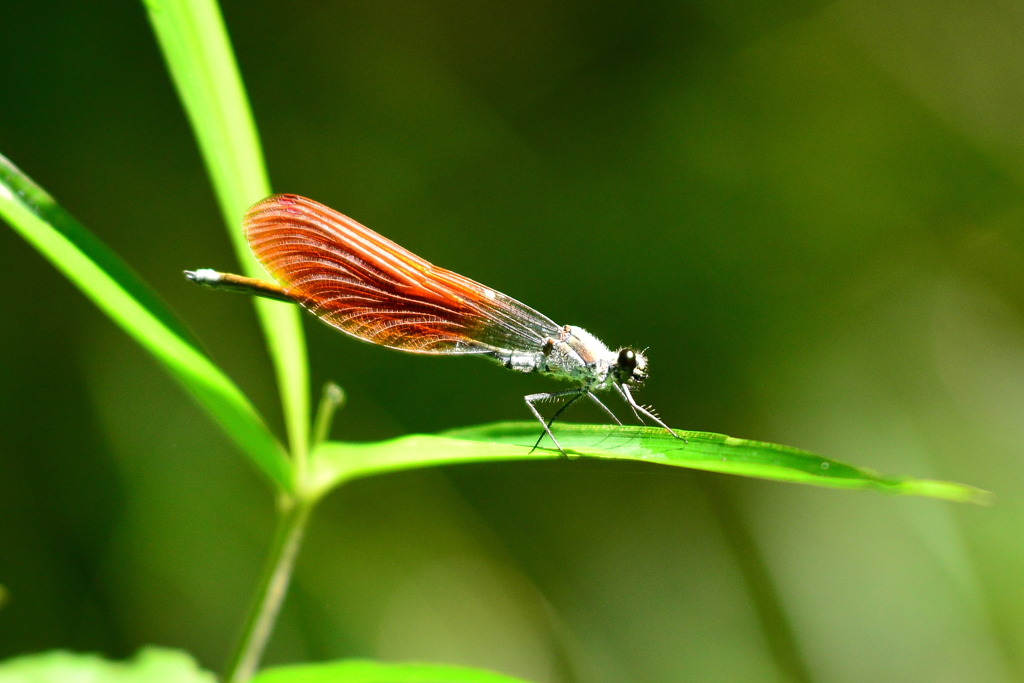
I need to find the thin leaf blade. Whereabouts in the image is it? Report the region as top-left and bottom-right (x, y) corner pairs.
(309, 422), (990, 505)
(144, 0), (310, 461)
(0, 153), (292, 491)
(251, 660), (535, 683)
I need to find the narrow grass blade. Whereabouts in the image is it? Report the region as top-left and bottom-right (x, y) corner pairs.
(144, 0), (310, 460)
(308, 422), (990, 505)
(0, 153), (292, 491)
(252, 660), (534, 683)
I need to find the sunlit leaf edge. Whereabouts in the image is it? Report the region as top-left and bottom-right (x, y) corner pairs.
(0, 647), (217, 683)
(252, 659), (535, 683)
(310, 421), (990, 505)
(0, 153), (292, 491)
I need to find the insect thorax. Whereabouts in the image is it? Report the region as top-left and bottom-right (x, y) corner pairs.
(491, 325), (615, 384)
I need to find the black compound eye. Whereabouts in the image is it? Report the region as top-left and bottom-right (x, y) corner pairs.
(618, 348), (637, 374)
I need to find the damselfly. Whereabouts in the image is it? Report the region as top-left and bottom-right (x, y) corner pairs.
(187, 194), (681, 453)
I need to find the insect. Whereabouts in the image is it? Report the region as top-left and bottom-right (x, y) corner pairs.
(187, 194), (681, 454)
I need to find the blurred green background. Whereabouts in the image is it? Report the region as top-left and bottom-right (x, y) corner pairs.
(1, 1), (1022, 681)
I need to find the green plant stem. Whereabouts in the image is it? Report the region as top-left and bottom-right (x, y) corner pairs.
(225, 494), (315, 683)
(311, 383), (345, 449)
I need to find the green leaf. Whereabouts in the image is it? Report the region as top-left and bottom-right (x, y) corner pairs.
(0, 648), (217, 683)
(309, 422), (990, 505)
(252, 660), (534, 683)
(0, 153), (292, 491)
(144, 0), (310, 460)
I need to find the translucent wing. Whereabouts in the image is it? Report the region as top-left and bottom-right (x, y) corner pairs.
(244, 194), (560, 354)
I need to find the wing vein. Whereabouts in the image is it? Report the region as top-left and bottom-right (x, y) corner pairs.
(244, 194), (560, 355)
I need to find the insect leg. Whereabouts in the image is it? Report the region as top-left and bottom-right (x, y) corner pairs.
(616, 384), (687, 443)
(586, 392), (623, 425)
(524, 388), (588, 455)
(613, 382), (648, 423)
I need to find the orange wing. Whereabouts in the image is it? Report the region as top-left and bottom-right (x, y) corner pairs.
(244, 194), (560, 354)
